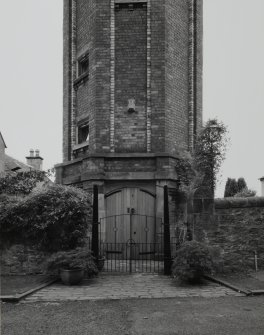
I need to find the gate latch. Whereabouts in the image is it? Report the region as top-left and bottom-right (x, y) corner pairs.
(127, 208), (136, 214)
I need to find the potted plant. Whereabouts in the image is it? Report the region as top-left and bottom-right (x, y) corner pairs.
(47, 248), (98, 285)
(97, 254), (106, 272)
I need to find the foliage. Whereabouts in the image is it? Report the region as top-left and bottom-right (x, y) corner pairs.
(224, 178), (232, 197)
(194, 119), (229, 196)
(175, 119), (228, 200)
(237, 178), (247, 193)
(224, 178), (238, 197)
(234, 188), (256, 198)
(224, 177), (255, 198)
(47, 248), (98, 277)
(0, 170), (48, 196)
(0, 184), (92, 251)
(171, 241), (214, 283)
(175, 151), (204, 201)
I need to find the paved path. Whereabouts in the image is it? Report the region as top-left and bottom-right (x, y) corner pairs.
(24, 274), (243, 302)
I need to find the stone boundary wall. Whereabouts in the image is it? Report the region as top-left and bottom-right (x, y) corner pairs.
(1, 245), (50, 275)
(193, 197), (264, 273)
(1, 237), (92, 276)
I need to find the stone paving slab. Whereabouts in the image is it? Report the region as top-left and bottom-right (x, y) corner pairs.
(23, 274), (244, 302)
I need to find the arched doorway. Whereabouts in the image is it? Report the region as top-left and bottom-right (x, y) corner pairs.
(105, 187), (156, 244)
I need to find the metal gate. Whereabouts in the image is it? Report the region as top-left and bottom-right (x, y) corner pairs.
(98, 213), (164, 273)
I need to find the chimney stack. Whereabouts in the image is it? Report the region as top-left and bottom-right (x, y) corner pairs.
(26, 149), (43, 171)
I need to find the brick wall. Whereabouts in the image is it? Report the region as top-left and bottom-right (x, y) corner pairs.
(62, 0), (203, 159)
(165, 0), (189, 153)
(195, 0), (203, 135)
(76, 0), (97, 153)
(63, 0), (71, 161)
(94, 0), (111, 152)
(193, 198), (264, 273)
(115, 3), (147, 152)
(150, 0), (166, 152)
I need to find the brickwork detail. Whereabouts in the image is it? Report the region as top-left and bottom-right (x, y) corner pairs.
(188, 0), (195, 151)
(114, 3), (147, 152)
(70, 0), (77, 159)
(110, 0), (115, 152)
(149, 0), (165, 153)
(63, 0), (71, 162)
(164, 0), (190, 153)
(146, 0), (152, 152)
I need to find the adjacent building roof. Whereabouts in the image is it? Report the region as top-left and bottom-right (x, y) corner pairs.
(4, 154), (34, 172)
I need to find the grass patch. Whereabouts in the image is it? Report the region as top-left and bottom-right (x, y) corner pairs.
(216, 272), (264, 291)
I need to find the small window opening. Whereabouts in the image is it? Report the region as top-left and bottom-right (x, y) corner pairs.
(78, 124), (89, 144)
(78, 54), (89, 77)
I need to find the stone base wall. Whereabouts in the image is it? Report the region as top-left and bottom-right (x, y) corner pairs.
(0, 245), (50, 275)
(193, 197), (264, 273)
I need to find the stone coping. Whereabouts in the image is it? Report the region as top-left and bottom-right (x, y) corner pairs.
(0, 278), (58, 303)
(55, 152), (180, 168)
(215, 197), (264, 209)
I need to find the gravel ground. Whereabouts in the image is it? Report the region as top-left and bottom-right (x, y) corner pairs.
(1, 296), (264, 335)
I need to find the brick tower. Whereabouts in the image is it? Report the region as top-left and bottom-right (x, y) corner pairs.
(56, 0), (203, 240)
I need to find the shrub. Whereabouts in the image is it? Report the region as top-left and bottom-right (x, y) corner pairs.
(0, 184), (92, 251)
(224, 178), (238, 197)
(0, 170), (48, 195)
(234, 188), (256, 198)
(172, 241), (214, 283)
(47, 248), (98, 277)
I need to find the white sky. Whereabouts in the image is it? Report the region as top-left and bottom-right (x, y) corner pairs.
(0, 0), (264, 197)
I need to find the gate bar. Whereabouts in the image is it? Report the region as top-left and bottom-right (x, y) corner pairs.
(92, 185), (99, 263)
(164, 185), (172, 275)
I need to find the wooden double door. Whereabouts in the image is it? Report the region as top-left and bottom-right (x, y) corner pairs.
(105, 187), (156, 246)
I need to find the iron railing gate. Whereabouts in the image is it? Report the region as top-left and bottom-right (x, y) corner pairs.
(98, 214), (164, 273)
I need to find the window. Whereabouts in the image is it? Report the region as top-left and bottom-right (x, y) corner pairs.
(78, 124), (89, 144)
(78, 53), (89, 77)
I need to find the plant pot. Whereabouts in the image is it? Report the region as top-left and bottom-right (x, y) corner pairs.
(60, 268), (84, 285)
(97, 257), (105, 272)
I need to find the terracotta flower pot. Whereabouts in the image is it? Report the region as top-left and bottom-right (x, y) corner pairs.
(60, 268), (84, 285)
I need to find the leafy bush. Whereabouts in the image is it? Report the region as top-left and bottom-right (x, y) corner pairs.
(0, 184), (92, 251)
(47, 248), (98, 277)
(0, 170), (48, 195)
(224, 178), (238, 197)
(237, 178), (247, 193)
(234, 188), (256, 198)
(172, 241), (214, 283)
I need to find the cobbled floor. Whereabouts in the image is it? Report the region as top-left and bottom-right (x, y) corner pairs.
(23, 274), (244, 302)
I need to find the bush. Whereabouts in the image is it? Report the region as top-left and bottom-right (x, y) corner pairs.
(47, 248), (98, 277)
(234, 188), (256, 198)
(0, 170), (48, 195)
(0, 184), (92, 251)
(172, 241), (214, 283)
